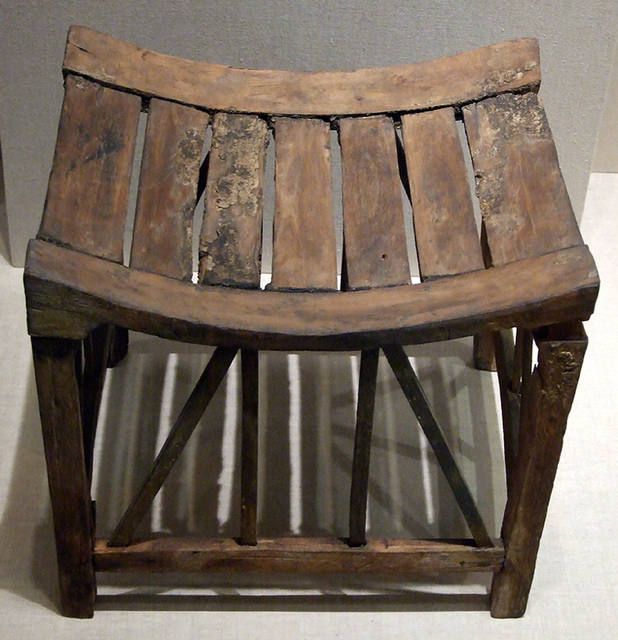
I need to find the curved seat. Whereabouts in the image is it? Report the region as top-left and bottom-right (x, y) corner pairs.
(25, 26), (599, 620)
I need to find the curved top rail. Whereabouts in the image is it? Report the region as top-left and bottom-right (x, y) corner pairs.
(26, 240), (597, 350)
(63, 26), (540, 116)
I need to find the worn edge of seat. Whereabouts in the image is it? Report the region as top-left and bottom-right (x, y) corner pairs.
(24, 239), (599, 351)
(63, 25), (541, 116)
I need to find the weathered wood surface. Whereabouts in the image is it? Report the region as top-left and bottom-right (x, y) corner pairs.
(401, 108), (484, 279)
(25, 239), (599, 349)
(491, 322), (587, 618)
(240, 349), (259, 545)
(349, 349), (380, 546)
(199, 113), (268, 288)
(131, 99), (208, 280)
(383, 345), (493, 548)
(95, 537), (504, 573)
(32, 338), (96, 618)
(340, 116), (410, 289)
(39, 74), (141, 262)
(271, 118), (337, 290)
(109, 347), (237, 547)
(64, 26), (540, 116)
(463, 93), (583, 266)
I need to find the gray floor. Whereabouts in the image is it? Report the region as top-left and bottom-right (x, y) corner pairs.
(0, 174), (616, 638)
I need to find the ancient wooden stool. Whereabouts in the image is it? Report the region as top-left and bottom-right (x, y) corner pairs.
(24, 26), (599, 618)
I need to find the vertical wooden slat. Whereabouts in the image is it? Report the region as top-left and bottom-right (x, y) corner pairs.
(349, 348), (380, 546)
(271, 118), (337, 290)
(339, 116), (410, 290)
(463, 92), (583, 266)
(199, 113), (268, 288)
(131, 99), (208, 280)
(401, 108), (484, 279)
(32, 337), (96, 618)
(240, 349), (259, 545)
(39, 75), (141, 263)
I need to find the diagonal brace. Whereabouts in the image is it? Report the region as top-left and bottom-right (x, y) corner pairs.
(109, 346), (237, 547)
(382, 344), (493, 548)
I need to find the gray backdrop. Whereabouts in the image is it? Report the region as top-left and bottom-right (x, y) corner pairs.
(1, 1), (617, 266)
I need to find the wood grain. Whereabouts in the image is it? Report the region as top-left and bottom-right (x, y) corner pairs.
(401, 108), (484, 279)
(199, 113), (268, 288)
(25, 239), (599, 350)
(32, 338), (96, 618)
(240, 349), (259, 545)
(94, 536), (504, 573)
(491, 322), (587, 618)
(271, 118), (337, 290)
(39, 74), (141, 262)
(64, 26), (540, 116)
(131, 99), (208, 280)
(340, 116), (410, 289)
(463, 93), (583, 266)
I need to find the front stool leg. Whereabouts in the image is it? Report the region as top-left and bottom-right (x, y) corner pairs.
(490, 322), (587, 618)
(31, 337), (96, 618)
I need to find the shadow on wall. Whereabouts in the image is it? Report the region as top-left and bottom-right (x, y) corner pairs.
(0, 137), (11, 263)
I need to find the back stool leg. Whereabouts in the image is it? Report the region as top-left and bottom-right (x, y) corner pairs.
(106, 326), (129, 368)
(32, 337), (96, 618)
(81, 325), (113, 483)
(491, 322), (587, 618)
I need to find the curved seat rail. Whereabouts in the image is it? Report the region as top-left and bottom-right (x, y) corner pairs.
(64, 25), (540, 116)
(25, 239), (598, 350)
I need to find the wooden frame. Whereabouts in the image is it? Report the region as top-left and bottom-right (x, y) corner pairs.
(25, 27), (599, 619)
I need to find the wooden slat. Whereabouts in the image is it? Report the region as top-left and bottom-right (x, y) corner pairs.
(340, 116), (410, 290)
(131, 99), (208, 280)
(383, 344), (493, 548)
(25, 239), (599, 350)
(39, 75), (141, 262)
(349, 349), (380, 546)
(65, 26), (541, 116)
(401, 108), (484, 279)
(108, 347), (237, 547)
(463, 92), (583, 266)
(240, 349), (259, 545)
(95, 536), (504, 573)
(199, 113), (268, 288)
(271, 118), (337, 290)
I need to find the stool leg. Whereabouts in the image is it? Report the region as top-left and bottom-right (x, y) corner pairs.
(82, 325), (113, 483)
(473, 331), (496, 371)
(106, 325), (129, 368)
(32, 337), (96, 618)
(349, 348), (380, 547)
(490, 322), (587, 618)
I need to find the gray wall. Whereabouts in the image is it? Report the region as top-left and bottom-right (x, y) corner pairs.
(593, 36), (618, 172)
(1, 1), (617, 266)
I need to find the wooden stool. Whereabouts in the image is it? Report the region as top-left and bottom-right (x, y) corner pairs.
(24, 26), (599, 618)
